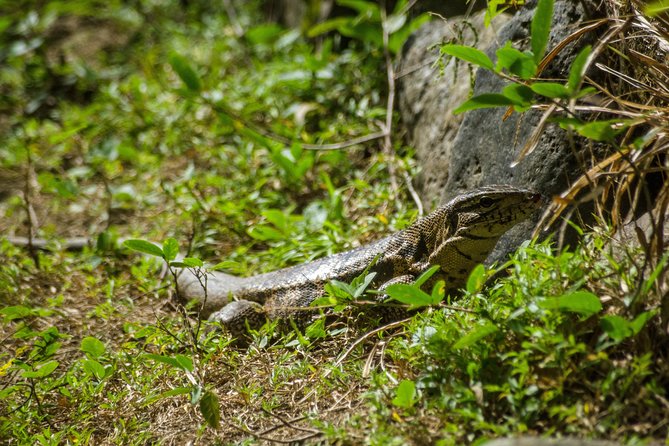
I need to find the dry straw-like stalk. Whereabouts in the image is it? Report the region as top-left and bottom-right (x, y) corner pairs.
(530, 0), (669, 263)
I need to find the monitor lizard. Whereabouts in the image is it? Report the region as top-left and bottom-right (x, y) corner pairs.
(177, 185), (544, 335)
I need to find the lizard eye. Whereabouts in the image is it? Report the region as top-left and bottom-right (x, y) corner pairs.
(479, 196), (495, 207)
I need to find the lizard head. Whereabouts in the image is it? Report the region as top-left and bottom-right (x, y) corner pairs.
(445, 185), (544, 240)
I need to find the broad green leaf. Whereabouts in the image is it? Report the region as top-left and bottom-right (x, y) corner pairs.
(123, 239), (164, 258)
(574, 120), (627, 142)
(82, 359), (106, 380)
(531, 0), (554, 62)
(414, 265), (440, 288)
(80, 336), (105, 359)
(305, 318), (327, 339)
(440, 44), (494, 71)
(353, 272), (377, 299)
(453, 321), (499, 349)
(538, 291), (602, 316)
(245, 24), (284, 44)
(331, 279), (357, 297)
(385, 283), (438, 309)
(567, 45), (592, 93)
(1, 305), (33, 322)
(162, 238), (179, 262)
(175, 354), (194, 372)
(173, 257), (204, 268)
(247, 225), (284, 241)
(454, 93), (516, 114)
(531, 82), (571, 99)
(200, 390), (221, 429)
(466, 264), (486, 294)
(600, 315), (633, 342)
(22, 360), (59, 378)
(502, 84), (534, 111)
(392, 379), (417, 408)
(169, 53), (202, 92)
(496, 44), (537, 79)
(209, 260), (238, 271)
(630, 310), (657, 335)
(431, 280), (445, 302)
(144, 354), (182, 370)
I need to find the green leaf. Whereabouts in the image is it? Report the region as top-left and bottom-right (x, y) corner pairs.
(630, 310), (657, 334)
(1, 305), (33, 322)
(392, 379), (417, 409)
(22, 360), (59, 378)
(339, 0), (380, 15)
(169, 53), (202, 92)
(502, 84), (534, 111)
(531, 0), (554, 63)
(567, 45), (591, 93)
(80, 336), (105, 359)
(162, 238), (179, 262)
(496, 44), (537, 79)
(431, 280), (445, 302)
(123, 239), (164, 258)
(600, 315), (633, 342)
(440, 44), (494, 71)
(452, 321), (499, 349)
(305, 318), (327, 339)
(642, 253), (668, 295)
(200, 390), (221, 429)
(308, 17), (350, 37)
(353, 272), (377, 299)
(414, 265), (440, 288)
(538, 291), (602, 316)
(82, 359), (106, 380)
(454, 93), (516, 114)
(385, 283), (438, 309)
(247, 225), (284, 241)
(574, 120), (627, 142)
(143, 353), (183, 369)
(644, 0), (669, 16)
(170, 257), (203, 269)
(466, 264), (486, 294)
(175, 354), (194, 372)
(531, 82), (571, 99)
(245, 24), (284, 44)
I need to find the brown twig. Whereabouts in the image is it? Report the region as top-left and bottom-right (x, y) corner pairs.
(260, 408), (320, 435)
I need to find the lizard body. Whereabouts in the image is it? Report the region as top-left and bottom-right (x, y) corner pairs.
(177, 186), (544, 334)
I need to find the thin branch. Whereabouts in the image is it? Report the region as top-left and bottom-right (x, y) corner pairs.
(260, 408), (320, 435)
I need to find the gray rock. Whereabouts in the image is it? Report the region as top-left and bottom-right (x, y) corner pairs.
(398, 10), (513, 211)
(399, 0), (601, 261)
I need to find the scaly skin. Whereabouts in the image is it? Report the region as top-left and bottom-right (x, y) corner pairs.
(177, 185), (544, 335)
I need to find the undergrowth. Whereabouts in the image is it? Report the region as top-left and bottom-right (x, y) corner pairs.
(1, 0), (668, 444)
